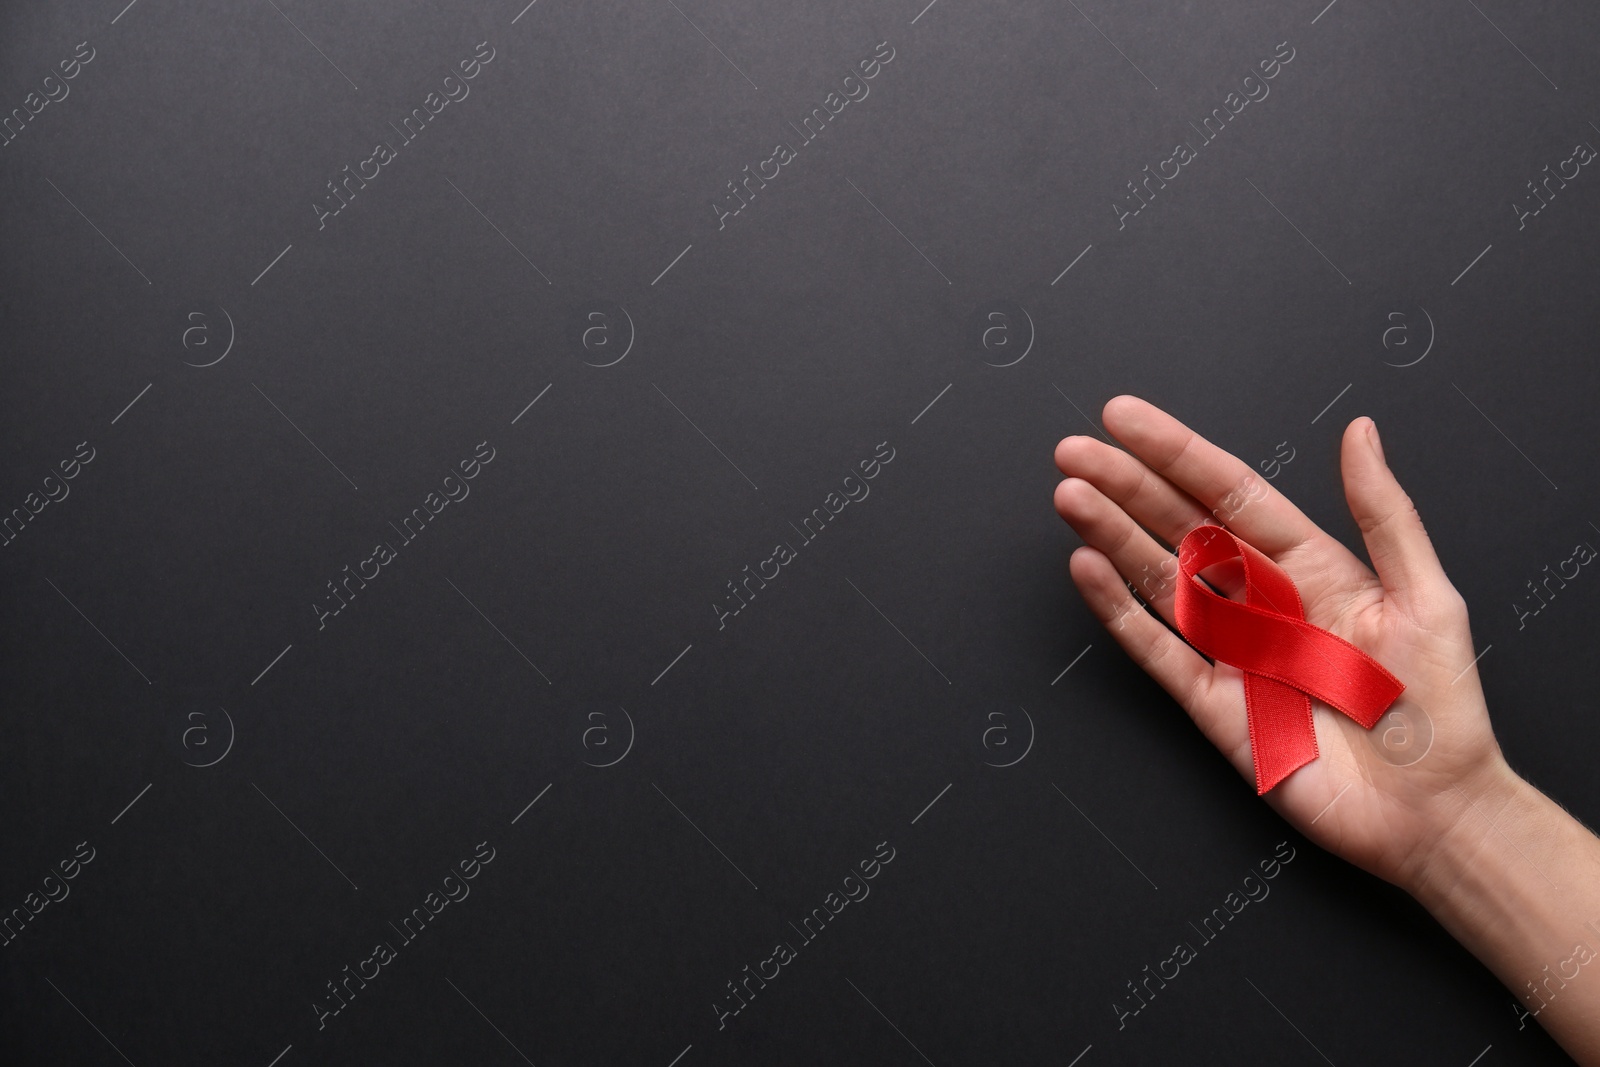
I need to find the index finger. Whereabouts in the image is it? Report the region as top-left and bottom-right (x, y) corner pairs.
(1100, 395), (1328, 558)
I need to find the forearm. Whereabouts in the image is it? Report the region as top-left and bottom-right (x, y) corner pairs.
(1409, 765), (1600, 1064)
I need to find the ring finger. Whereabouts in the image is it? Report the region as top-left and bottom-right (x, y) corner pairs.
(1054, 476), (1186, 625)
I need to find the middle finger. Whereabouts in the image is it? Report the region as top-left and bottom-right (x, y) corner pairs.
(1054, 476), (1187, 625)
(1055, 434), (1215, 550)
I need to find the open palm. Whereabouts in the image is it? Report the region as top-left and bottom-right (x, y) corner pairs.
(1053, 396), (1510, 891)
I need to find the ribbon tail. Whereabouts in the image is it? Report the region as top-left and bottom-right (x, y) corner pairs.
(1246, 673), (1318, 795)
(1175, 526), (1405, 795)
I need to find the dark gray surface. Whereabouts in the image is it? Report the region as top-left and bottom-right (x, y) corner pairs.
(2, 1), (1596, 1063)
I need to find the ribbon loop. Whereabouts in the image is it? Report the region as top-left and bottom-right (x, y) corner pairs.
(1173, 526), (1404, 794)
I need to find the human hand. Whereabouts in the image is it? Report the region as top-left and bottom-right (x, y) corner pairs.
(1052, 395), (1517, 895)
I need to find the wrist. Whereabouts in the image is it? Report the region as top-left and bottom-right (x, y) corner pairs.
(1403, 758), (1551, 918)
(1398, 762), (1600, 1062)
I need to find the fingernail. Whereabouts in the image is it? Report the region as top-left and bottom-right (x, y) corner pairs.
(1366, 418), (1385, 464)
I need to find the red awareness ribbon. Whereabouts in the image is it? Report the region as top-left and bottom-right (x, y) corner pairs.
(1173, 526), (1405, 795)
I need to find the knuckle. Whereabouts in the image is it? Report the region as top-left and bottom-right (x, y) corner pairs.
(1413, 581), (1469, 630)
(1357, 487), (1424, 539)
(1438, 585), (1471, 628)
(1212, 470), (1268, 523)
(1106, 518), (1138, 556)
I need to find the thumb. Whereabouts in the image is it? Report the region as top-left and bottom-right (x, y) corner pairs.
(1340, 416), (1454, 615)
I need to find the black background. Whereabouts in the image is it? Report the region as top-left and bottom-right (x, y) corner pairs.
(2, 1), (1597, 1064)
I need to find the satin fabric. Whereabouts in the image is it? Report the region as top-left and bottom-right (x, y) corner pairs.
(1174, 526), (1405, 794)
